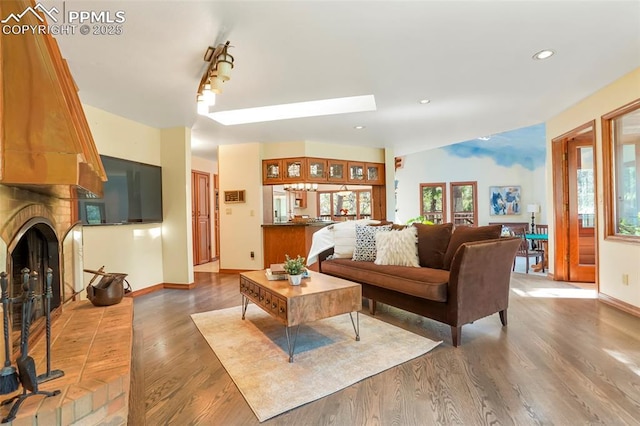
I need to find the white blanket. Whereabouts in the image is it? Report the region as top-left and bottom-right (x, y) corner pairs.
(307, 219), (380, 265)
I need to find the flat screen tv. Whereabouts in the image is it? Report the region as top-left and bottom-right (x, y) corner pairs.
(78, 155), (163, 225)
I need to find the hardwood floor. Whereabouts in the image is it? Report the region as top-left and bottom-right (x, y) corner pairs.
(130, 271), (640, 425)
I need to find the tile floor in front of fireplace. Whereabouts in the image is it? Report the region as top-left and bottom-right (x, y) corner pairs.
(0, 298), (133, 426)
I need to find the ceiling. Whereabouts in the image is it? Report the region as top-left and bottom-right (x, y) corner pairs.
(48, 0), (640, 161)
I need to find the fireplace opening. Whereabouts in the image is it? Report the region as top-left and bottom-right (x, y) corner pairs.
(9, 221), (61, 354)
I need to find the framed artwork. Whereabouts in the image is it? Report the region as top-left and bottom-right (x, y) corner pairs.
(490, 186), (521, 215)
(85, 202), (106, 224)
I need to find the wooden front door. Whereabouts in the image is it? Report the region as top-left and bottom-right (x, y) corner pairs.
(552, 122), (597, 283)
(213, 174), (219, 259)
(192, 170), (211, 265)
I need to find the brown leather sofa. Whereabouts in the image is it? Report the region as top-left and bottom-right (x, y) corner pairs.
(317, 223), (521, 346)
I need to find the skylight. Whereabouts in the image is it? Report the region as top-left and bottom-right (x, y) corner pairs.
(207, 95), (377, 126)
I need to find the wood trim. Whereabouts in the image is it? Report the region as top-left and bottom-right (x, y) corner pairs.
(449, 181), (477, 226)
(130, 284), (165, 297)
(598, 293), (640, 318)
(419, 182), (447, 224)
(371, 186), (386, 220)
(601, 98), (640, 241)
(218, 268), (251, 274)
(551, 121), (596, 282)
(163, 283), (197, 290)
(129, 282), (196, 298)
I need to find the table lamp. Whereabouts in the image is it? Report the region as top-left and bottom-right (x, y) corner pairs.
(527, 204), (540, 232)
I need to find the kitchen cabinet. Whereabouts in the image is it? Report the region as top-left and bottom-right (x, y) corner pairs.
(293, 191), (307, 208)
(347, 162), (365, 183)
(282, 158), (305, 182)
(327, 160), (347, 183)
(263, 157), (384, 185)
(306, 158), (327, 182)
(365, 163), (385, 185)
(262, 223), (331, 271)
(262, 159), (283, 184)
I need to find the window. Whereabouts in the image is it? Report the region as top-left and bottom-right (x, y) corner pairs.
(317, 189), (372, 220)
(318, 193), (332, 217)
(419, 183), (446, 224)
(450, 181), (477, 227)
(603, 99), (640, 239)
(359, 191), (372, 218)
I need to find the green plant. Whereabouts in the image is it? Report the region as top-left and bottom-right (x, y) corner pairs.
(618, 218), (640, 236)
(283, 254), (306, 275)
(406, 215), (434, 225)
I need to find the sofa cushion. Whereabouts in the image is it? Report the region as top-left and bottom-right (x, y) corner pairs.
(330, 219), (378, 258)
(413, 223), (453, 269)
(352, 224), (392, 261)
(442, 224), (503, 270)
(321, 258), (449, 302)
(374, 226), (420, 267)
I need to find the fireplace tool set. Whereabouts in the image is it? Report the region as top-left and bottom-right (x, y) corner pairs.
(0, 268), (64, 423)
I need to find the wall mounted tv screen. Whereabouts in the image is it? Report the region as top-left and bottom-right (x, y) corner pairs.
(78, 155), (163, 225)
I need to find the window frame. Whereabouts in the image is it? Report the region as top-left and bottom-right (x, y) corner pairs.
(449, 181), (478, 227)
(419, 182), (447, 224)
(316, 188), (372, 220)
(602, 98), (640, 242)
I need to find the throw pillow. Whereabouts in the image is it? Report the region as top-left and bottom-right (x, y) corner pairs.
(331, 219), (379, 258)
(442, 224), (503, 270)
(374, 226), (420, 267)
(413, 223), (453, 269)
(352, 224), (392, 261)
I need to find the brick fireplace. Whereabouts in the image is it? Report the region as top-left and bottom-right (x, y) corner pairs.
(0, 184), (81, 355)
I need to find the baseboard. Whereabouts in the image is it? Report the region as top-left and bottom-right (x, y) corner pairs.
(211, 256), (219, 261)
(599, 293), (640, 318)
(130, 284), (164, 298)
(130, 282), (196, 297)
(218, 268), (250, 274)
(163, 282), (196, 290)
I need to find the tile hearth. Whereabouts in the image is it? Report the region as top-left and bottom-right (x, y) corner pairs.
(0, 298), (132, 425)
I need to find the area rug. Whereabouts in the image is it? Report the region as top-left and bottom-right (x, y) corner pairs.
(191, 304), (441, 422)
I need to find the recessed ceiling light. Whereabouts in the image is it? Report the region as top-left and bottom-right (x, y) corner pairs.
(208, 95), (377, 125)
(532, 49), (555, 60)
(354, 125), (365, 130)
(419, 99), (431, 104)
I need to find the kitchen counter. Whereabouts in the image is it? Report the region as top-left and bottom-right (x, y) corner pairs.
(262, 221), (335, 227)
(262, 221), (333, 269)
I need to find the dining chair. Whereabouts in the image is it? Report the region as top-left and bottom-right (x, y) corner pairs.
(511, 226), (543, 273)
(534, 224), (548, 235)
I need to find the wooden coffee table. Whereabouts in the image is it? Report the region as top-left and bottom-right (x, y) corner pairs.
(239, 270), (362, 362)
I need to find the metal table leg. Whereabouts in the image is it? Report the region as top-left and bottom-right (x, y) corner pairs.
(241, 295), (249, 319)
(349, 312), (360, 341)
(285, 325), (300, 363)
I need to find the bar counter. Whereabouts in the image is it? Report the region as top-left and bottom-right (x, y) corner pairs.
(262, 221), (333, 269)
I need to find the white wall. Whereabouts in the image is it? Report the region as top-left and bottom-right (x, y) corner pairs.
(192, 155), (219, 258)
(218, 141), (387, 270)
(83, 105), (165, 291)
(160, 127), (193, 285)
(82, 224), (164, 290)
(219, 143), (264, 270)
(84, 104), (161, 166)
(547, 67), (640, 308)
(262, 141), (385, 162)
(395, 149), (545, 226)
(83, 106), (195, 289)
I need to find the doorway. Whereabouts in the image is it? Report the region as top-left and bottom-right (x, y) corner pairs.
(192, 170), (211, 265)
(552, 122), (597, 283)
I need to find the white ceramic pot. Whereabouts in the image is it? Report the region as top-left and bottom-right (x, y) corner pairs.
(288, 274), (303, 285)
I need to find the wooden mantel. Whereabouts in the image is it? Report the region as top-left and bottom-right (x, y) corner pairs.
(0, 0), (106, 198)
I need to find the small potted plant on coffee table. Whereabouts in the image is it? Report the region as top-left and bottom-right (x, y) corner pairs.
(283, 254), (306, 285)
